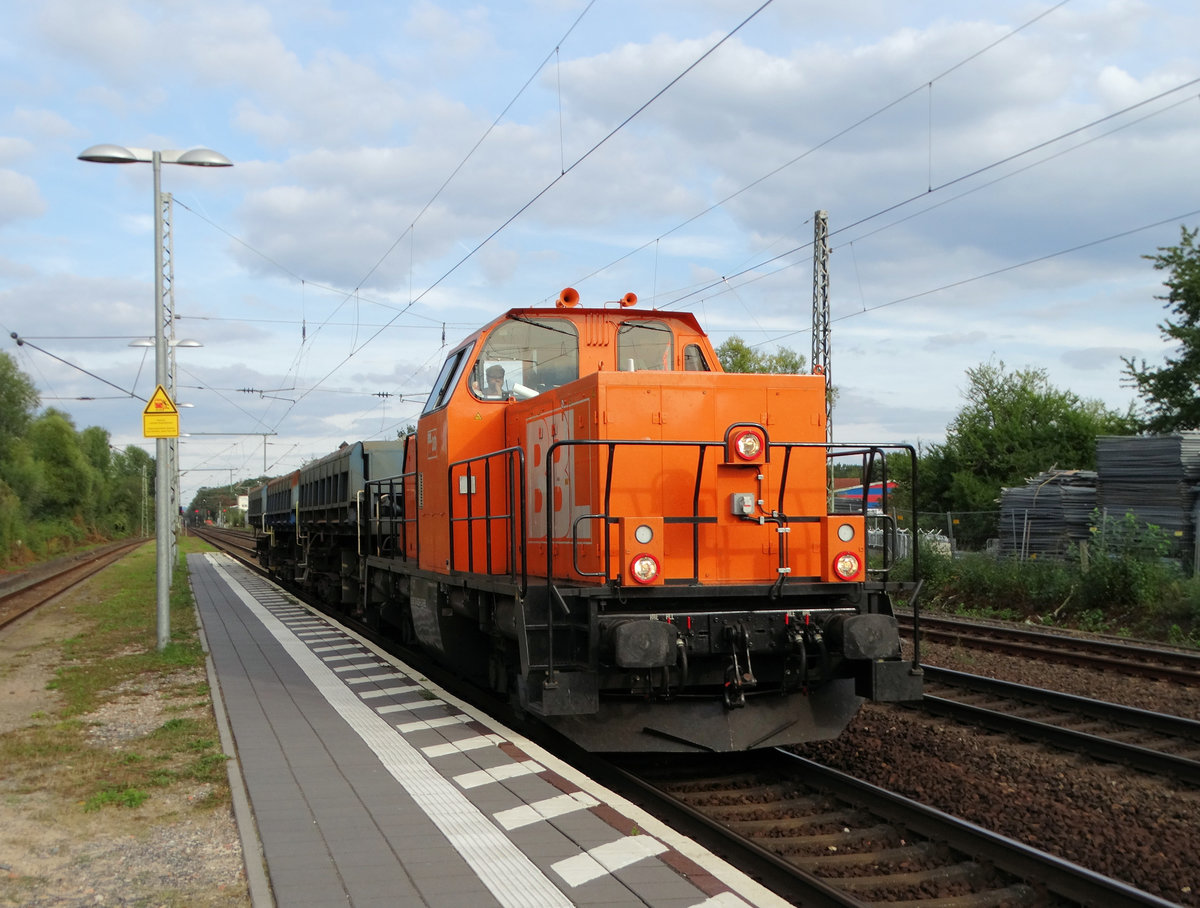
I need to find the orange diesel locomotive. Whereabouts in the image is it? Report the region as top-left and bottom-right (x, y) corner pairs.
(255, 289), (922, 752)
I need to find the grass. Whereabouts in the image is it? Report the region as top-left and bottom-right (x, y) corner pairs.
(0, 535), (229, 812)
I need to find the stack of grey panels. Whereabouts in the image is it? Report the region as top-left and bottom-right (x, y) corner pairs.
(998, 470), (1098, 559)
(1095, 433), (1200, 558)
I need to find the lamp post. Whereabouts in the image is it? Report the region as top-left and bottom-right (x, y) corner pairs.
(79, 143), (232, 652)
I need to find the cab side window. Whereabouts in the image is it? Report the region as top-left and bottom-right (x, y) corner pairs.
(422, 344), (474, 414)
(683, 343), (710, 371)
(617, 320), (673, 371)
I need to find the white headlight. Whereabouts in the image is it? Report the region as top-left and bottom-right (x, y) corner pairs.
(734, 430), (763, 460)
(630, 554), (660, 584)
(837, 523), (855, 542)
(833, 551), (861, 581)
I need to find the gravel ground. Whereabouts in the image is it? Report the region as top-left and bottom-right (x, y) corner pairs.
(797, 638), (1200, 906)
(0, 597), (250, 908)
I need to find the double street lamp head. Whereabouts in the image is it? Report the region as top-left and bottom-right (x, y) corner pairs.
(78, 144), (233, 167)
(129, 338), (204, 348)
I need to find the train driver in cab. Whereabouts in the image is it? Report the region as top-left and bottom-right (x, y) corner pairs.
(484, 364), (507, 398)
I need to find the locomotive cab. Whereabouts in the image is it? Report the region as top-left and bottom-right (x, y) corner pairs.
(358, 289), (922, 752)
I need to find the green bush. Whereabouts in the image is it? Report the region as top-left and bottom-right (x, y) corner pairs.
(906, 511), (1200, 645)
(0, 481), (22, 561)
(907, 541), (1071, 620)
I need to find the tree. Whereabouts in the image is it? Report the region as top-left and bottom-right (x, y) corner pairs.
(715, 336), (806, 374)
(108, 445), (153, 536)
(0, 353), (148, 559)
(922, 360), (1136, 545)
(26, 409), (100, 524)
(79, 426), (114, 527)
(0, 353), (43, 537)
(0, 351), (39, 460)
(1122, 225), (1200, 433)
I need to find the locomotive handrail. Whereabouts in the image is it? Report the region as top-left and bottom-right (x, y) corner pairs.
(365, 471), (417, 564)
(543, 438), (920, 588)
(827, 442), (920, 587)
(363, 430), (422, 567)
(447, 446), (527, 594)
(547, 439), (726, 594)
(571, 514), (608, 578)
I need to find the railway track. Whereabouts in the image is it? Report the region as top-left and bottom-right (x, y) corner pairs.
(613, 749), (1176, 907)
(193, 531), (1191, 905)
(917, 666), (1200, 779)
(901, 613), (1200, 685)
(190, 525), (257, 560)
(0, 538), (146, 632)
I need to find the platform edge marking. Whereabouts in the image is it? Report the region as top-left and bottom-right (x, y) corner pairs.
(207, 556), (573, 908)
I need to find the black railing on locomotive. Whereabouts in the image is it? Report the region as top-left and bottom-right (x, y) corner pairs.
(364, 437), (918, 593)
(365, 473), (416, 564)
(363, 434), (419, 564)
(447, 446), (527, 592)
(539, 437), (919, 588)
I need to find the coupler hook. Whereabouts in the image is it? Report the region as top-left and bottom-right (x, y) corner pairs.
(722, 624), (757, 709)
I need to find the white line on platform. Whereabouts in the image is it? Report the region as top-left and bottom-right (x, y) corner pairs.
(394, 714), (473, 733)
(376, 699), (444, 714)
(422, 734), (504, 758)
(552, 835), (668, 887)
(454, 759), (544, 790)
(493, 792), (600, 831)
(332, 662), (387, 673)
(208, 556), (572, 908)
(689, 894), (755, 907)
(358, 683), (419, 699)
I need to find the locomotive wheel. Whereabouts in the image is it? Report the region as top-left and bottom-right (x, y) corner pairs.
(488, 653), (506, 694)
(396, 608), (417, 646)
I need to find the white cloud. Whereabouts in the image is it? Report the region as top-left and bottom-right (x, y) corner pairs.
(0, 170), (46, 227)
(0, 138), (36, 165)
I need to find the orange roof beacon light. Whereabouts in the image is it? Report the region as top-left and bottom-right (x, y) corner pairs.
(557, 287), (580, 308)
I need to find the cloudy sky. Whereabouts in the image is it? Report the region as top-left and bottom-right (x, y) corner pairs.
(2, 0), (1198, 503)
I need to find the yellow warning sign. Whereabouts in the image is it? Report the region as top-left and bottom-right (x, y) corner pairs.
(142, 384), (180, 438)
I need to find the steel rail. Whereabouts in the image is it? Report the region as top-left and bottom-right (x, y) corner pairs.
(898, 613), (1200, 684)
(0, 538), (146, 631)
(773, 752), (1179, 907)
(612, 748), (1177, 907)
(916, 666), (1200, 778)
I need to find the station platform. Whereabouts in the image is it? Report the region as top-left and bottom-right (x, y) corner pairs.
(189, 552), (791, 908)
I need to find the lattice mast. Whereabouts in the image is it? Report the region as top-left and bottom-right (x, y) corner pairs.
(162, 192), (180, 574)
(811, 210), (830, 443)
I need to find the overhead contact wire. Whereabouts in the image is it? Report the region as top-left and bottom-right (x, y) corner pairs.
(288, 0), (778, 413)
